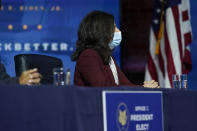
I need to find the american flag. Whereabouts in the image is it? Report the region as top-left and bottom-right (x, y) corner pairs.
(145, 0), (193, 88)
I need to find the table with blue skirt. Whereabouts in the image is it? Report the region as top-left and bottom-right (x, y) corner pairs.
(0, 85), (196, 131)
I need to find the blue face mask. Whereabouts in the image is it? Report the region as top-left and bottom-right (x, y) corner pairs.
(109, 31), (122, 50)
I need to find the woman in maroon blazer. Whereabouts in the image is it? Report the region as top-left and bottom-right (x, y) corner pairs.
(71, 11), (158, 88)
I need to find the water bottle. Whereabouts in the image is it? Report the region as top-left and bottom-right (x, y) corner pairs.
(65, 68), (71, 86)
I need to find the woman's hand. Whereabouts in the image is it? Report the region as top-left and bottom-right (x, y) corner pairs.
(143, 80), (160, 88)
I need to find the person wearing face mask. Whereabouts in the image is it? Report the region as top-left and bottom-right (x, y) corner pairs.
(71, 11), (159, 88)
(109, 27), (122, 50)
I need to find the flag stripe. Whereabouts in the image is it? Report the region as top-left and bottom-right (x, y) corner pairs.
(158, 47), (165, 77)
(184, 32), (192, 46)
(182, 10), (189, 21)
(147, 53), (158, 82)
(160, 30), (171, 88)
(165, 29), (176, 87)
(183, 49), (192, 73)
(146, 29), (165, 87)
(166, 7), (182, 74)
(171, 6), (185, 74)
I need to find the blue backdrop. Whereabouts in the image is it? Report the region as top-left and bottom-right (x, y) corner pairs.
(188, 0), (197, 90)
(0, 0), (120, 84)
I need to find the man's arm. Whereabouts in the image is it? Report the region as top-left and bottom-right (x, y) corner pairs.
(0, 62), (19, 84)
(0, 62), (41, 85)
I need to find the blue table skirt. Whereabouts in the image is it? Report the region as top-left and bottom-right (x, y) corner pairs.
(0, 85), (196, 131)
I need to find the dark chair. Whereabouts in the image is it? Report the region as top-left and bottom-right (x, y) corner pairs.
(14, 54), (63, 84)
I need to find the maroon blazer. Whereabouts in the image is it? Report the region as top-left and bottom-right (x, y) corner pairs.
(74, 49), (137, 87)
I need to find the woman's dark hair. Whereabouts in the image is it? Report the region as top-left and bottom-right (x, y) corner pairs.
(71, 10), (115, 64)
